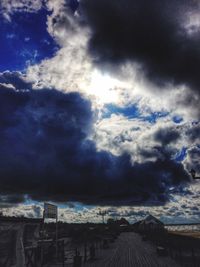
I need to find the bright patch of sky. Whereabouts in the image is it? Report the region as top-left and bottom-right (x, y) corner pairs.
(102, 104), (169, 125)
(102, 104), (140, 119)
(173, 115), (184, 124)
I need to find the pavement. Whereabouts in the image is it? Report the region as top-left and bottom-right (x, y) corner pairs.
(82, 232), (180, 267)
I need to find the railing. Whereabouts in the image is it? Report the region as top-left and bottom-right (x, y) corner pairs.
(165, 224), (200, 232)
(23, 240), (100, 267)
(23, 232), (119, 267)
(0, 229), (17, 267)
(138, 228), (200, 267)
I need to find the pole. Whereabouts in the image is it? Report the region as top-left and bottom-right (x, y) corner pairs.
(41, 209), (45, 265)
(56, 213), (58, 259)
(20, 237), (26, 267)
(43, 210), (45, 238)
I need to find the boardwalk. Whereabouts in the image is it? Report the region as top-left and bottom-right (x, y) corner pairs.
(83, 232), (180, 267)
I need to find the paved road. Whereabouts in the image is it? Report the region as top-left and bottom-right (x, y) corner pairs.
(83, 232), (180, 267)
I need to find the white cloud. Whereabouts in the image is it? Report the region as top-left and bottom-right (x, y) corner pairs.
(0, 82), (15, 90)
(1, 203), (43, 218)
(183, 146), (200, 176)
(183, 4), (200, 36)
(92, 113), (185, 163)
(0, 0), (43, 21)
(2, 194), (200, 224)
(26, 2), (95, 100)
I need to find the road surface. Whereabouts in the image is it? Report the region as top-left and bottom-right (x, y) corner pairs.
(83, 232), (180, 267)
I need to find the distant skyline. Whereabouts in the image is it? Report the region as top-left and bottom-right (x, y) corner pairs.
(0, 0), (200, 223)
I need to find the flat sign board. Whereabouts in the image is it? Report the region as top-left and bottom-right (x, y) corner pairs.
(44, 202), (57, 219)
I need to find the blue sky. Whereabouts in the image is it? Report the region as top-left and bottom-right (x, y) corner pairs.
(0, 8), (58, 71)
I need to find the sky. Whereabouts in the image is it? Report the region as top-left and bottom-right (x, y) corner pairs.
(0, 0), (200, 224)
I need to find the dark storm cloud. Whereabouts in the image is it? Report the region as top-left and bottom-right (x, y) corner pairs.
(184, 146), (200, 175)
(154, 127), (180, 146)
(0, 194), (25, 208)
(81, 0), (200, 93)
(186, 122), (200, 143)
(0, 84), (190, 205)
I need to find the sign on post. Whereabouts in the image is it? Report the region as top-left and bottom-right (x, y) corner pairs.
(43, 202), (58, 258)
(44, 203), (57, 219)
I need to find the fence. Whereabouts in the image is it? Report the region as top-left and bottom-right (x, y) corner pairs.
(138, 229), (200, 267)
(23, 231), (119, 267)
(0, 229), (17, 267)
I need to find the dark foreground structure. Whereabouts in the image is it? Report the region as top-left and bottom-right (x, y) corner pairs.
(0, 215), (200, 267)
